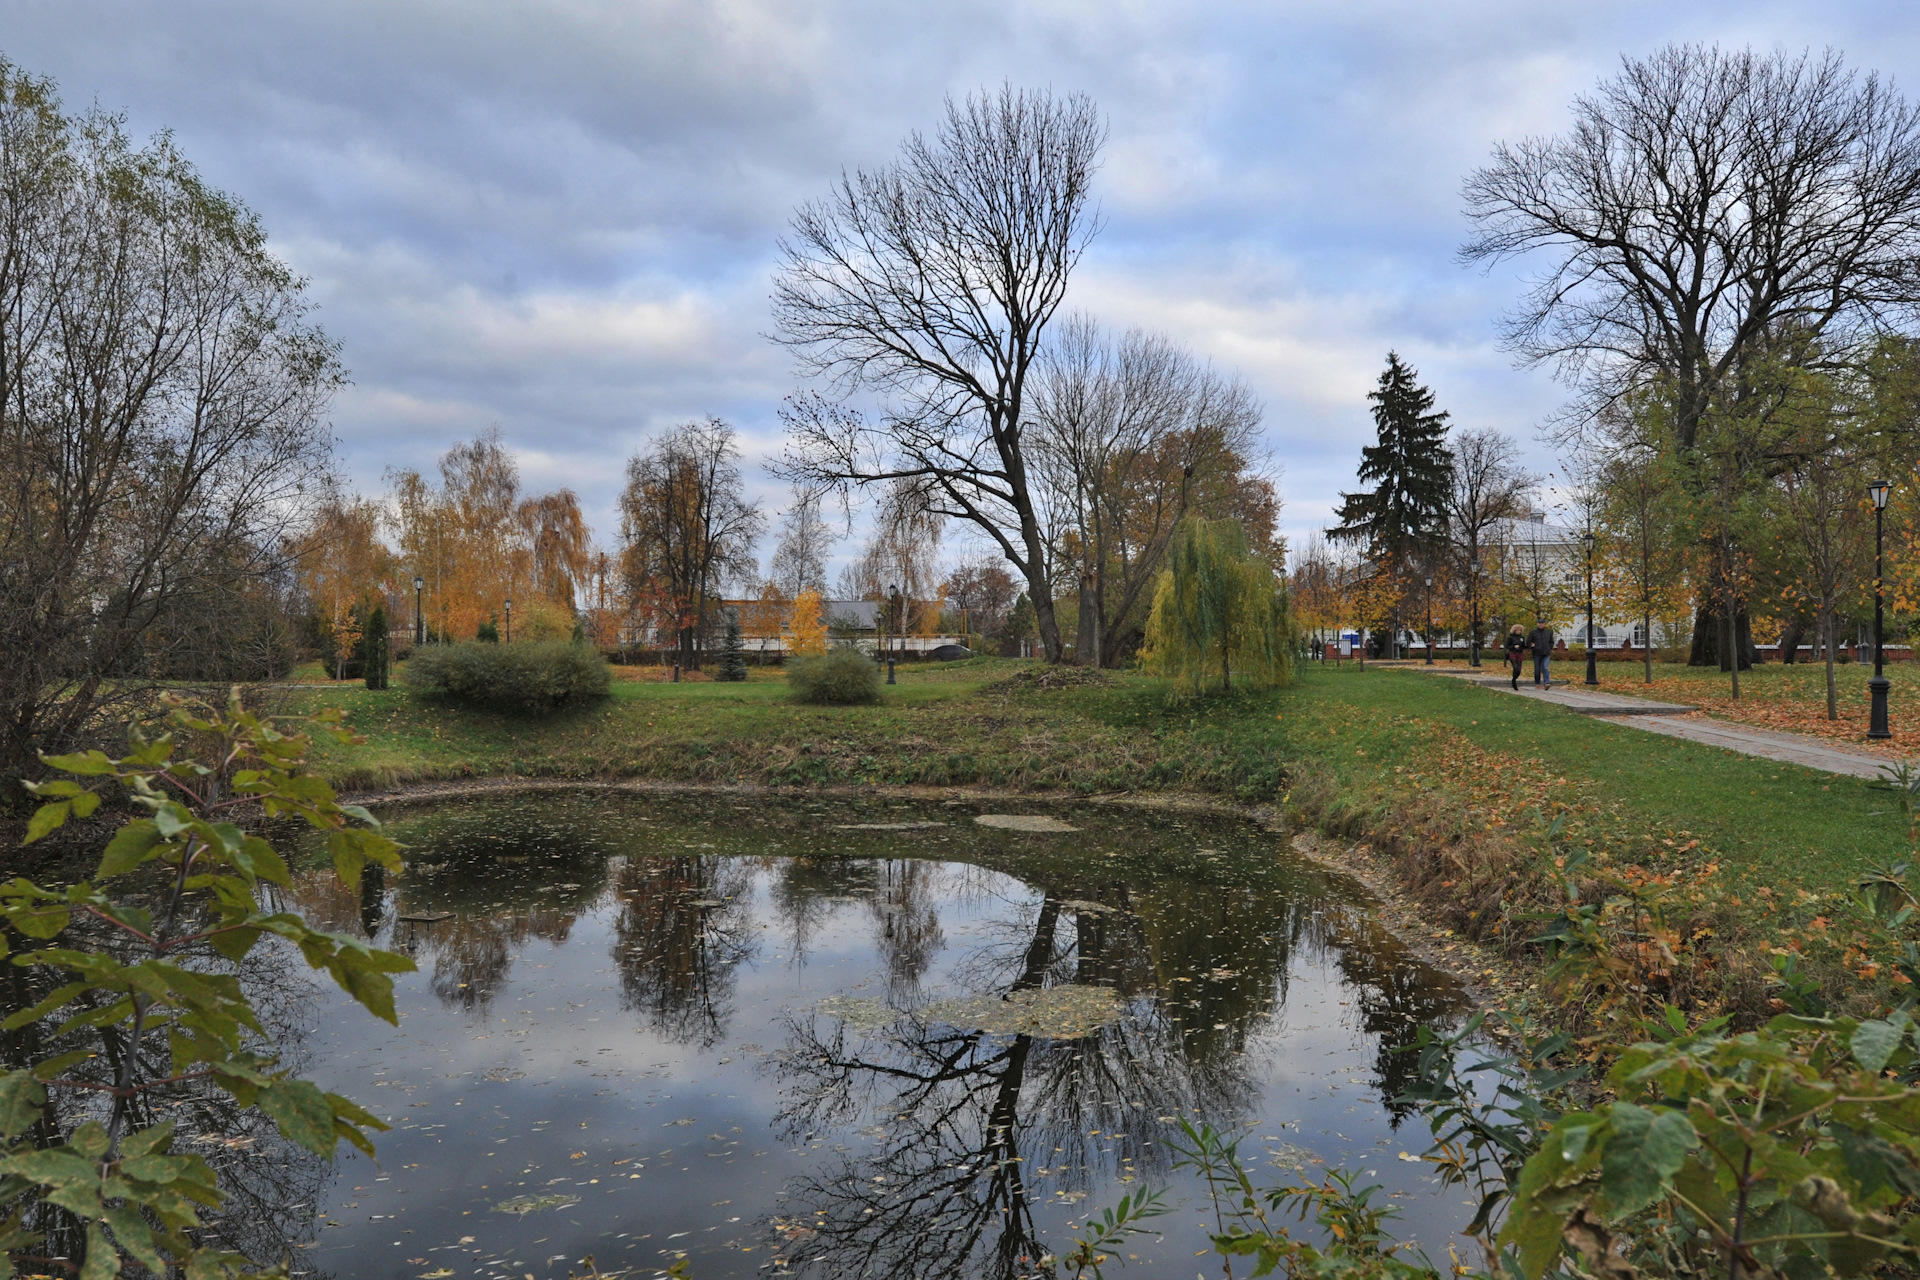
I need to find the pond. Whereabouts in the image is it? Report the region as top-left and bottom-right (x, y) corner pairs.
(270, 790), (1470, 1280)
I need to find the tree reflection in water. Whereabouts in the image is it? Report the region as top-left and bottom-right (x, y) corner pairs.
(767, 866), (1463, 1279)
(611, 856), (759, 1048)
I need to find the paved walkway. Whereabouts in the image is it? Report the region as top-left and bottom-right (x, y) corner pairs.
(1415, 664), (1894, 781)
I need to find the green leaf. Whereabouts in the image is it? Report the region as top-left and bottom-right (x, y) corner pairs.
(80, 1221), (118, 1280)
(24, 801), (71, 843)
(70, 1120), (110, 1160)
(0, 1070), (46, 1140)
(103, 1202), (165, 1273)
(259, 1079), (336, 1156)
(1599, 1103), (1695, 1216)
(39, 750), (120, 776)
(97, 823), (163, 878)
(70, 790), (101, 819)
(1852, 1016), (1910, 1075)
(120, 1121), (176, 1159)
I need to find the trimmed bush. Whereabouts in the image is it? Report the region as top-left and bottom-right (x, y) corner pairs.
(787, 644), (882, 705)
(405, 640), (611, 715)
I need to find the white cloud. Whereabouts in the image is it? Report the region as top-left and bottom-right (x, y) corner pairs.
(11, 0), (1920, 558)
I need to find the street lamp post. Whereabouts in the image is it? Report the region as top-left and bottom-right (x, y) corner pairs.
(412, 576), (425, 645)
(1870, 479), (1893, 739)
(1582, 530), (1599, 687)
(1423, 577), (1434, 665)
(504, 596), (512, 645)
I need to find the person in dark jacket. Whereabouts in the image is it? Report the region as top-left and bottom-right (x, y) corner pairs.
(1529, 621), (1555, 686)
(1503, 624), (1528, 690)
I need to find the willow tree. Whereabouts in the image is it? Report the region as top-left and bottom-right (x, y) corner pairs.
(1142, 519), (1295, 694)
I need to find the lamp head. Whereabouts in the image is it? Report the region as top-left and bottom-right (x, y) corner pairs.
(1871, 479), (1893, 510)
(412, 576), (424, 591)
(505, 597), (512, 610)
(1581, 530), (1595, 546)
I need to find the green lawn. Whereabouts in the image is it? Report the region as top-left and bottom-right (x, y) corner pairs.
(283, 656), (1909, 902)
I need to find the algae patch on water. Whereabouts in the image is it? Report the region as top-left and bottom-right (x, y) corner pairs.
(814, 995), (900, 1029)
(974, 814), (1080, 833)
(492, 1193), (581, 1215)
(922, 985), (1121, 1039)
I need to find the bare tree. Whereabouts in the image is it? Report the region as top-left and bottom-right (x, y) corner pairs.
(619, 418), (763, 668)
(768, 491), (834, 598)
(0, 62), (339, 791)
(1463, 45), (1920, 450)
(1031, 316), (1266, 666)
(772, 85), (1107, 663)
(1445, 430), (1536, 667)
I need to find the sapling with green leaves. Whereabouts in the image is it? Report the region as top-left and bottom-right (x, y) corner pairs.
(1, 692), (412, 1278)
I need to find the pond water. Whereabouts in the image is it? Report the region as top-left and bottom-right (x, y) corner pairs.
(272, 791), (1470, 1280)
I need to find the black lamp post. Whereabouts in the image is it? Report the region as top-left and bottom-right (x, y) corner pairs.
(1582, 530), (1599, 687)
(412, 576), (424, 645)
(885, 584), (898, 685)
(1870, 478), (1893, 739)
(504, 596), (512, 644)
(1423, 576), (1434, 665)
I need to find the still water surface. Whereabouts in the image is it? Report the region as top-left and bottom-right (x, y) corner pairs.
(280, 791), (1470, 1280)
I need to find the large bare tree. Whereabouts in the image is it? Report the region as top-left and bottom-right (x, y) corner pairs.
(619, 417), (762, 668)
(1463, 44), (1920, 449)
(772, 85), (1106, 663)
(0, 62), (339, 791)
(1463, 44), (1920, 666)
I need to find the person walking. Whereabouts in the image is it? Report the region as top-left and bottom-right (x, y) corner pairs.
(1529, 619), (1555, 687)
(1503, 624), (1528, 690)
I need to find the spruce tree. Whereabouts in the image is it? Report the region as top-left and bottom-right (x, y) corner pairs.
(362, 605), (390, 690)
(1330, 352), (1453, 655)
(717, 610), (749, 682)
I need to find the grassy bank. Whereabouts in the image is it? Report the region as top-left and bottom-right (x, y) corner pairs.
(288, 657), (1907, 898)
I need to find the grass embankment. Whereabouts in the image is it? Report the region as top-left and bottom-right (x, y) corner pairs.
(290, 657), (1904, 893)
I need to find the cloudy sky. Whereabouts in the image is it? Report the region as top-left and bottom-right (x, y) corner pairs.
(10, 0), (1920, 568)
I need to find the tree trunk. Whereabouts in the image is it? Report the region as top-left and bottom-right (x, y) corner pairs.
(1822, 608), (1838, 720)
(1075, 569), (1099, 667)
(1688, 604), (1755, 670)
(1722, 591), (1741, 700)
(1779, 617), (1805, 665)
(1030, 589), (1064, 663)
(1643, 608), (1654, 685)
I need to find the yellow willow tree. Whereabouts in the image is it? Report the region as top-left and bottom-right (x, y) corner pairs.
(388, 430), (592, 642)
(1141, 518), (1296, 694)
(292, 494), (394, 678)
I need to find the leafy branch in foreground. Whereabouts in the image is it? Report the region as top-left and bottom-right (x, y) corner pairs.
(1, 692), (411, 1278)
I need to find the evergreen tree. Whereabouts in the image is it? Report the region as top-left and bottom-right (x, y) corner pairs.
(716, 610), (749, 681)
(362, 605), (390, 690)
(1330, 352), (1453, 654)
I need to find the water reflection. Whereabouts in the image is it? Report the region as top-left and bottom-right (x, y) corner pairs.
(611, 857), (759, 1047)
(265, 793), (1471, 1279)
(765, 858), (1461, 1278)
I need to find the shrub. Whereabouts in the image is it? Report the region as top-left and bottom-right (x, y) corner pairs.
(788, 644), (882, 704)
(405, 639), (611, 714)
